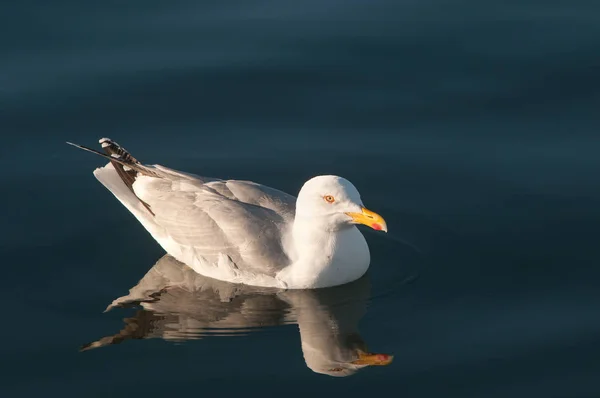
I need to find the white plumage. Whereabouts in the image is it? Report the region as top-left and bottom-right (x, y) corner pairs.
(71, 138), (387, 289)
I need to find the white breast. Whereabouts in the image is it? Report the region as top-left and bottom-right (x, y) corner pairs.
(277, 226), (371, 289)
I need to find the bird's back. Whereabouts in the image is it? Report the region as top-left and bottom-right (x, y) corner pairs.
(76, 138), (296, 286)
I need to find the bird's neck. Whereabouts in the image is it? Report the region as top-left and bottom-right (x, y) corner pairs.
(291, 216), (340, 262)
(277, 217), (370, 288)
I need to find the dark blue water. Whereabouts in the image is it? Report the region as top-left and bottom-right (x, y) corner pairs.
(3, 1), (600, 396)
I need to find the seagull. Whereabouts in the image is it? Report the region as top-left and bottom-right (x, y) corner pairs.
(68, 138), (387, 289)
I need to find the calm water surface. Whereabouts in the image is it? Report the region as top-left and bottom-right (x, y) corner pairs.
(2, 1), (600, 397)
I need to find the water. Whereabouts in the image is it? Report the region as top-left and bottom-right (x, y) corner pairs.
(2, 1), (600, 396)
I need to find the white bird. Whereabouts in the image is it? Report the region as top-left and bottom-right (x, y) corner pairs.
(68, 138), (387, 289)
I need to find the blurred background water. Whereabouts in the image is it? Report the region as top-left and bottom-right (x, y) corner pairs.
(2, 1), (600, 397)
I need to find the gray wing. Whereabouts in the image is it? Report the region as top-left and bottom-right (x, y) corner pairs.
(133, 166), (297, 276)
(69, 139), (296, 277)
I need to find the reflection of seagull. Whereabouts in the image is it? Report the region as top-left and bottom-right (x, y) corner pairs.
(82, 255), (393, 377)
(68, 138), (387, 289)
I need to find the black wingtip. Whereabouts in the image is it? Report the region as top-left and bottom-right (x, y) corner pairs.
(67, 139), (156, 216)
(66, 141), (104, 156)
(67, 140), (130, 165)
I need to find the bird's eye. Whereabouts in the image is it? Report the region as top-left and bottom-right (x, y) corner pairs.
(324, 195), (335, 203)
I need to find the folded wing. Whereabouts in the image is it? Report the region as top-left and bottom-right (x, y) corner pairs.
(132, 173), (296, 277)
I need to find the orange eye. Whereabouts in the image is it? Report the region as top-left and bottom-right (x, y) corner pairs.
(324, 195), (335, 203)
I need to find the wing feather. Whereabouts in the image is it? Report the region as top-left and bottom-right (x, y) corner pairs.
(133, 174), (296, 276)
(70, 138), (296, 279)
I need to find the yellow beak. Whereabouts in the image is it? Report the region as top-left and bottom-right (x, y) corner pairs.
(351, 351), (394, 366)
(345, 207), (388, 232)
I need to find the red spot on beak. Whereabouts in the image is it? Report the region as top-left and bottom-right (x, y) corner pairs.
(376, 354), (389, 361)
(371, 223), (382, 231)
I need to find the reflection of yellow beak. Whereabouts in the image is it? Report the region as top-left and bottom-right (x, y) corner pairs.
(345, 207), (388, 232)
(351, 351), (394, 366)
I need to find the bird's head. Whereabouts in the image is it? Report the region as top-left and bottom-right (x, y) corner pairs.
(295, 175), (387, 232)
